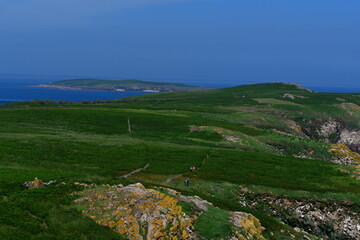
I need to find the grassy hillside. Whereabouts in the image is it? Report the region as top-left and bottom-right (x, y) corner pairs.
(1, 83), (359, 239)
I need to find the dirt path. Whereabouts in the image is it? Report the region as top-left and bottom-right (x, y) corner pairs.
(120, 164), (149, 178)
(162, 154), (209, 185)
(162, 174), (183, 184)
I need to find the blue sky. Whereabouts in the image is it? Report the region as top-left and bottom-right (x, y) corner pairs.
(0, 0), (359, 88)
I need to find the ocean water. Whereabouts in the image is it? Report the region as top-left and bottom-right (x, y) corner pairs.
(0, 78), (359, 105)
(0, 78), (150, 105)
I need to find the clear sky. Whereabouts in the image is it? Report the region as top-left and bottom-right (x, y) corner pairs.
(0, 0), (359, 88)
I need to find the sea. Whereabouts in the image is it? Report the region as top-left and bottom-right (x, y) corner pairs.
(0, 78), (150, 105)
(0, 77), (359, 105)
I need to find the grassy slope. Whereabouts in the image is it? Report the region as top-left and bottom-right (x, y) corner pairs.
(1, 83), (359, 239)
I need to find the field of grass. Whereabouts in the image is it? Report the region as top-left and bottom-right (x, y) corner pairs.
(1, 83), (359, 239)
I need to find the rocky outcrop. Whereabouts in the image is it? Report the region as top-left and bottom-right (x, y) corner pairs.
(206, 126), (242, 143)
(74, 183), (267, 240)
(229, 212), (266, 240)
(317, 119), (343, 140)
(340, 102), (360, 111)
(339, 130), (360, 153)
(162, 187), (266, 240)
(329, 144), (360, 165)
(75, 183), (196, 240)
(223, 135), (242, 143)
(283, 93), (307, 99)
(238, 189), (360, 239)
(23, 178), (56, 189)
(279, 83), (315, 93)
(329, 143), (360, 179)
(285, 120), (303, 133)
(316, 119), (360, 153)
(162, 187), (213, 212)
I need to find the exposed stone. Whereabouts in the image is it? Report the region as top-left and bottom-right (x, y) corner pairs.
(238, 191), (360, 239)
(317, 119), (342, 139)
(339, 130), (360, 152)
(316, 119), (360, 154)
(223, 135), (242, 143)
(161, 187), (213, 212)
(229, 212), (266, 240)
(279, 83), (315, 93)
(24, 178), (56, 189)
(329, 143), (360, 179)
(285, 120), (303, 133)
(340, 102), (360, 111)
(283, 93), (307, 99)
(75, 183), (196, 240)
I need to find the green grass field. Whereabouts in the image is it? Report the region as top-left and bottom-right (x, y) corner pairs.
(1, 83), (359, 239)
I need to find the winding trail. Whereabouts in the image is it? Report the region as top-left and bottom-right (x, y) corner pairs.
(120, 164), (149, 178)
(162, 154), (209, 185)
(162, 174), (183, 184)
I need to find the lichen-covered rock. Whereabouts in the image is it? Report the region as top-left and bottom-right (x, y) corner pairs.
(229, 212), (266, 240)
(75, 183), (196, 240)
(24, 178), (56, 189)
(329, 143), (360, 179)
(24, 178), (45, 189)
(330, 143), (360, 164)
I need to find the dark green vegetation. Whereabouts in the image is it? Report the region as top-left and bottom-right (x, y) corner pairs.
(1, 83), (359, 239)
(38, 78), (203, 92)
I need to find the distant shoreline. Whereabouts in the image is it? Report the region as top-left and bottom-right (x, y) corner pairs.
(31, 84), (162, 93)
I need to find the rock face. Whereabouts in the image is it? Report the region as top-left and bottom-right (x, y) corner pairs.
(317, 118), (343, 140)
(317, 119), (360, 153)
(339, 129), (360, 153)
(238, 190), (360, 240)
(229, 212), (266, 240)
(75, 183), (195, 240)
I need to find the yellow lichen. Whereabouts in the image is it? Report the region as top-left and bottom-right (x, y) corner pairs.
(330, 143), (360, 179)
(230, 212), (266, 240)
(75, 183), (196, 239)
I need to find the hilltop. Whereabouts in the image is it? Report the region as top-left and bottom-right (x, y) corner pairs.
(36, 78), (204, 92)
(1, 82), (359, 240)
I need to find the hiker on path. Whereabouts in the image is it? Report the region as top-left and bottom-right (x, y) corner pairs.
(184, 178), (190, 187)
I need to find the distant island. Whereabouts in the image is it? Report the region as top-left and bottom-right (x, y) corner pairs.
(36, 79), (204, 92)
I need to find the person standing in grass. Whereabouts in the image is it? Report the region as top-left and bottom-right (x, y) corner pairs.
(184, 178), (190, 187)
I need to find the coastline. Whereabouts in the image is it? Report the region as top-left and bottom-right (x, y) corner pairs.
(30, 84), (161, 93)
